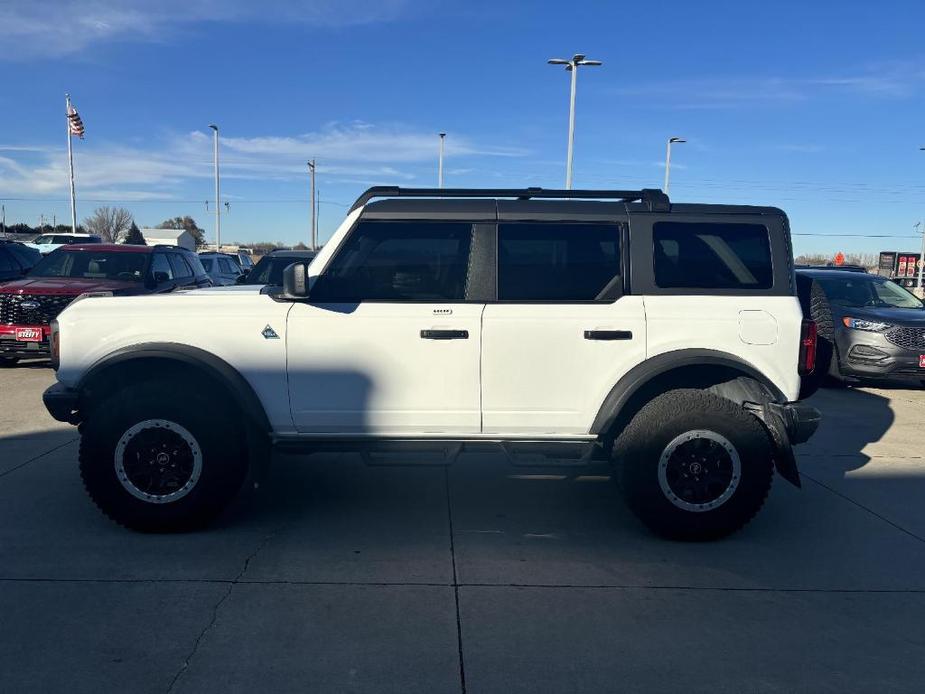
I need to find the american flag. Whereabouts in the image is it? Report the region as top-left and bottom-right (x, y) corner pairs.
(67, 103), (85, 139)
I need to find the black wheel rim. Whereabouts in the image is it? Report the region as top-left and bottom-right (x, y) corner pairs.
(114, 419), (202, 504)
(658, 430), (741, 512)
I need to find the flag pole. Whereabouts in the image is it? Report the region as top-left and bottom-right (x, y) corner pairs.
(65, 94), (78, 233)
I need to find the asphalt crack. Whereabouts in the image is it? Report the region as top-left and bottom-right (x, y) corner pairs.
(164, 529), (278, 694)
(444, 465), (467, 694)
(0, 437), (78, 479)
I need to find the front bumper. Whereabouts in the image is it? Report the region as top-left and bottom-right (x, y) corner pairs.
(0, 324), (52, 359)
(836, 330), (925, 382)
(43, 382), (80, 424)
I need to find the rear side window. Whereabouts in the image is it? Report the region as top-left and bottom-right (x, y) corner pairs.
(168, 254), (193, 279)
(311, 221), (473, 301)
(150, 253), (174, 280)
(653, 222), (773, 290)
(498, 223), (622, 301)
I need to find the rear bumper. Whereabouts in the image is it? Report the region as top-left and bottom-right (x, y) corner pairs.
(749, 400), (821, 488)
(43, 382), (80, 424)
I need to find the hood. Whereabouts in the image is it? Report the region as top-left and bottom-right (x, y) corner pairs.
(833, 304), (925, 327)
(24, 243), (59, 254)
(0, 276), (144, 296)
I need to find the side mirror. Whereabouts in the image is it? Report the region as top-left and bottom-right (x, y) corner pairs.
(154, 271), (171, 284)
(235, 273), (247, 285)
(281, 262), (310, 299)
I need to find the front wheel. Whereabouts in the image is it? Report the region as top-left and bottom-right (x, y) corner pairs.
(79, 383), (248, 532)
(614, 389), (774, 541)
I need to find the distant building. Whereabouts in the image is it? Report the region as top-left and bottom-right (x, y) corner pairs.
(140, 228), (196, 251)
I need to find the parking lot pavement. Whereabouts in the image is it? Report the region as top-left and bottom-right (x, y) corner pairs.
(1, 367), (924, 693)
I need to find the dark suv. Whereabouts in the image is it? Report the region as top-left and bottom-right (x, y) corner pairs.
(0, 240), (42, 283)
(797, 268), (925, 386)
(0, 244), (210, 365)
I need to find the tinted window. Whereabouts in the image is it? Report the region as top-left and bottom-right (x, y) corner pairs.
(818, 276), (923, 309)
(7, 244), (41, 268)
(653, 222), (773, 290)
(200, 258), (215, 272)
(245, 254), (314, 285)
(168, 253), (192, 279)
(311, 222), (473, 301)
(29, 251), (149, 281)
(218, 258), (236, 274)
(186, 253), (207, 277)
(0, 249), (16, 273)
(498, 223), (622, 301)
(150, 253), (173, 280)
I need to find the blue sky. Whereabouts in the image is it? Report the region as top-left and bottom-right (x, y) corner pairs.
(1, 0), (925, 256)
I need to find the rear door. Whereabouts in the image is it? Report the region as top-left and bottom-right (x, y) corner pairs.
(480, 207), (646, 435)
(628, 210), (801, 400)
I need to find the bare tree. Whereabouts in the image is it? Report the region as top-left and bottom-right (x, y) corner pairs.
(82, 206), (134, 243)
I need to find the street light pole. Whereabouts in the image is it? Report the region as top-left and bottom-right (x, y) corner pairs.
(919, 148), (925, 295)
(209, 124), (221, 250)
(548, 54), (602, 189)
(308, 160), (316, 250)
(664, 137), (686, 194)
(438, 133), (446, 188)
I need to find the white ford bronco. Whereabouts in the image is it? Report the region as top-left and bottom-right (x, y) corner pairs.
(43, 187), (820, 539)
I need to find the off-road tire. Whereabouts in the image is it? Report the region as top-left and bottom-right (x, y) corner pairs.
(615, 389), (774, 541)
(79, 382), (248, 532)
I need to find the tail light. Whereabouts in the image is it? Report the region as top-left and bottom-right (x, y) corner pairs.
(50, 319), (60, 371)
(799, 319), (817, 375)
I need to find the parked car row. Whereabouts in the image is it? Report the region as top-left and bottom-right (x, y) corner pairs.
(0, 243), (312, 366)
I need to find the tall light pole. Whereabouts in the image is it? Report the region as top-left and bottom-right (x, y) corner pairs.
(438, 133), (446, 188)
(548, 53), (602, 189)
(664, 137), (686, 194)
(919, 148), (925, 295)
(209, 124), (221, 250)
(307, 160), (316, 250)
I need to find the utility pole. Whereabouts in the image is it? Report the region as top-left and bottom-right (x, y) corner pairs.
(664, 137), (686, 194)
(438, 133), (446, 188)
(308, 160), (316, 250)
(316, 188), (320, 247)
(918, 220), (925, 297)
(547, 54), (602, 189)
(209, 124), (221, 250)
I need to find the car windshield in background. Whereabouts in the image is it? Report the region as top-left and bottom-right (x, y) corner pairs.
(818, 276), (923, 309)
(245, 255), (310, 285)
(29, 251), (150, 281)
(200, 258), (215, 272)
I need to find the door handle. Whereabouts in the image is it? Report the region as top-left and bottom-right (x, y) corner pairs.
(584, 330), (632, 341)
(420, 329), (469, 340)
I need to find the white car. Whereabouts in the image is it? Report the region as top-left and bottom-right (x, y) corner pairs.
(43, 186), (820, 539)
(25, 233), (102, 255)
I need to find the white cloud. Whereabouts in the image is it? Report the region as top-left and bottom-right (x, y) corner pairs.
(613, 61), (925, 109)
(0, 122), (528, 198)
(0, 0), (412, 59)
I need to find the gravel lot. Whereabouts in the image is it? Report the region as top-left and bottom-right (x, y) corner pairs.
(2, 364), (924, 693)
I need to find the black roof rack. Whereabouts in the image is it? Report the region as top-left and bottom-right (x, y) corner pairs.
(349, 186), (670, 213)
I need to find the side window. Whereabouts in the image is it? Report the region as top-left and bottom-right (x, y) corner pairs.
(150, 253), (174, 280)
(218, 258), (235, 274)
(186, 254), (207, 277)
(498, 223), (622, 301)
(168, 253), (193, 279)
(311, 221), (473, 301)
(653, 222), (773, 290)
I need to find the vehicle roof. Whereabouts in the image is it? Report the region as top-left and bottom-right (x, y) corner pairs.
(796, 268), (885, 280)
(265, 250), (317, 257)
(198, 251), (239, 257)
(38, 232), (99, 237)
(60, 243), (152, 253)
(361, 197), (786, 221)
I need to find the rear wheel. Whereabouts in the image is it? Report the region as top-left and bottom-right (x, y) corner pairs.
(615, 389), (774, 541)
(79, 383), (248, 532)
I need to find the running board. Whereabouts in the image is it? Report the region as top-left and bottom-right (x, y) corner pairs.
(271, 436), (605, 467)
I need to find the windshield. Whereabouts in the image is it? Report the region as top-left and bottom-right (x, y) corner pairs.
(31, 235), (56, 245)
(244, 255), (313, 285)
(817, 276), (924, 309)
(200, 258), (215, 272)
(29, 250), (150, 282)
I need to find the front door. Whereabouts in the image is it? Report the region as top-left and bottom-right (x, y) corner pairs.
(287, 219), (483, 434)
(480, 219), (646, 435)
